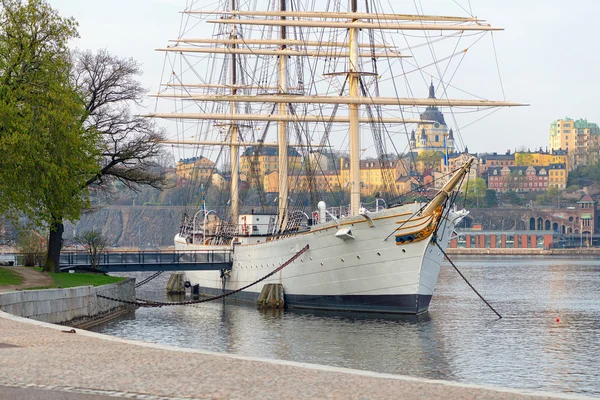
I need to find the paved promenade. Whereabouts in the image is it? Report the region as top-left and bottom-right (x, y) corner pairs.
(0, 311), (592, 400)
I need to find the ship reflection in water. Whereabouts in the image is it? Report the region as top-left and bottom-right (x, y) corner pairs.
(93, 257), (600, 397)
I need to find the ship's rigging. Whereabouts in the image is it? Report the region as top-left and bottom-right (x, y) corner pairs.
(149, 0), (526, 235)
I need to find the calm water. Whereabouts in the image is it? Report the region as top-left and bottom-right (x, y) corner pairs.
(93, 257), (600, 397)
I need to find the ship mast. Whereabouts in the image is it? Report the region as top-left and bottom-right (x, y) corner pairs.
(277, 0), (289, 232)
(349, 0), (360, 216)
(229, 0), (240, 225)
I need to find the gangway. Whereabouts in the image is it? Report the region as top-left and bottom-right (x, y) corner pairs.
(59, 250), (233, 273)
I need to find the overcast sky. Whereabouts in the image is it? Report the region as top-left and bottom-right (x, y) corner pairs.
(48, 0), (600, 155)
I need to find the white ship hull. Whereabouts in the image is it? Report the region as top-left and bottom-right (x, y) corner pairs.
(176, 203), (461, 314)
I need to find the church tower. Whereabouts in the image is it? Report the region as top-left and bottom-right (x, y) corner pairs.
(414, 82), (454, 155)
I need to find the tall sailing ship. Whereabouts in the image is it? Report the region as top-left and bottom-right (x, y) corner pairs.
(149, 0), (524, 314)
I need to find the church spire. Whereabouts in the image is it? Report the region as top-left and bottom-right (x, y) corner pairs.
(428, 81), (436, 99)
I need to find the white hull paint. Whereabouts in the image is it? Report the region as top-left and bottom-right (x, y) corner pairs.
(175, 202), (462, 314)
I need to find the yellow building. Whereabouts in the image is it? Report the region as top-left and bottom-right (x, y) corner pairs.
(549, 117), (600, 168)
(263, 170), (340, 194)
(339, 158), (399, 195)
(176, 156), (215, 180)
(548, 163), (567, 189)
(263, 157), (413, 197)
(211, 172), (248, 191)
(240, 146), (303, 177)
(514, 149), (569, 173)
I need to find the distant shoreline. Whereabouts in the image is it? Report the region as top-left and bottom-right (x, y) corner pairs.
(446, 248), (600, 256)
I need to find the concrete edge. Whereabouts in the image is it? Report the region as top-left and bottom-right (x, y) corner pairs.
(0, 310), (592, 400)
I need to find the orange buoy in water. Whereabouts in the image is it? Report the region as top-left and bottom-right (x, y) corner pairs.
(556, 317), (561, 323)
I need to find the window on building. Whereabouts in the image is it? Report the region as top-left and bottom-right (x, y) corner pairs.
(506, 235), (515, 248)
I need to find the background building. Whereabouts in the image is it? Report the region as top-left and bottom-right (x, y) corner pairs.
(487, 165), (550, 192)
(549, 117), (600, 168)
(176, 156), (215, 181)
(240, 146), (303, 177)
(409, 83), (455, 156)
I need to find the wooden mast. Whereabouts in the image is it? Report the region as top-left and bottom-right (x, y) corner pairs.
(229, 0), (240, 226)
(277, 0), (289, 232)
(349, 0), (360, 216)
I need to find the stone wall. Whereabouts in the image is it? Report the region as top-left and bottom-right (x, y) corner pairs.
(0, 279), (135, 325)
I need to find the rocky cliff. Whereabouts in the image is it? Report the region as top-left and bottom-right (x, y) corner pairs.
(64, 206), (183, 248)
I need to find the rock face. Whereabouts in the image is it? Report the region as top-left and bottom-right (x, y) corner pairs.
(64, 206), (183, 248)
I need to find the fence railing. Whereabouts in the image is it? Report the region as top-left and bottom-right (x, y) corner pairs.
(59, 250), (233, 267)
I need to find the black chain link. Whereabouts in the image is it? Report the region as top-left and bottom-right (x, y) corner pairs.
(135, 271), (165, 288)
(97, 245), (309, 307)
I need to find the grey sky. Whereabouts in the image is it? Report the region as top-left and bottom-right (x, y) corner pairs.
(49, 0), (599, 155)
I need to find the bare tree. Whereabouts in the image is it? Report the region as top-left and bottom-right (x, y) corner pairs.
(75, 229), (107, 269)
(73, 49), (168, 192)
(45, 49), (170, 271)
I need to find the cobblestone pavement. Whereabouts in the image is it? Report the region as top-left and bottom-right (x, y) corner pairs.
(0, 311), (592, 400)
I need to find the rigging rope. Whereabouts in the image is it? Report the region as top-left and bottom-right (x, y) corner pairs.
(436, 242), (502, 319)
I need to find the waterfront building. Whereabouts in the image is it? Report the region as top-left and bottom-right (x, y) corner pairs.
(450, 230), (555, 249)
(549, 117), (600, 168)
(176, 156), (215, 181)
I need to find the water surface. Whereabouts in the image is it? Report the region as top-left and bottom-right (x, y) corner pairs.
(93, 257), (600, 397)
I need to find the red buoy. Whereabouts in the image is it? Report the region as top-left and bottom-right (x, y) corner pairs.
(556, 317), (560, 323)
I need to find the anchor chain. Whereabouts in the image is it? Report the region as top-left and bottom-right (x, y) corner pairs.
(97, 244), (309, 307)
(135, 271), (165, 288)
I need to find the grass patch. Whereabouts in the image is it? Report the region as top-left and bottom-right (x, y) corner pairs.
(27, 272), (125, 290)
(0, 267), (24, 286)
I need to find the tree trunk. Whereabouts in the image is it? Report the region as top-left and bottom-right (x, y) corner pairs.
(44, 218), (64, 273)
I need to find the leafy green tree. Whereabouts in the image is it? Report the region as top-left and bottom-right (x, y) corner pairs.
(462, 178), (487, 208)
(505, 190), (523, 205)
(0, 0), (100, 272)
(515, 153), (534, 166)
(484, 189), (498, 208)
(546, 186), (562, 207)
(416, 150), (443, 172)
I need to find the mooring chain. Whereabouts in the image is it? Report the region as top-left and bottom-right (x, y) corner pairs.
(135, 271), (165, 288)
(97, 244), (310, 307)
(436, 242), (502, 319)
